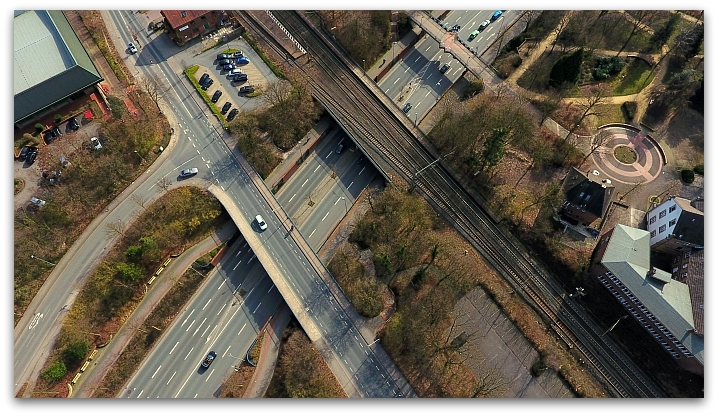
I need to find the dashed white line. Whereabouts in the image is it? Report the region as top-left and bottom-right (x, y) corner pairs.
(233, 260), (242, 270)
(308, 229), (316, 238)
(151, 365), (161, 379)
(169, 342), (179, 355)
(193, 318), (206, 336)
(347, 181), (354, 189)
(289, 193), (296, 203)
(202, 299), (212, 311)
(217, 303), (226, 315)
(237, 323), (246, 336)
(181, 309), (195, 326)
(268, 284), (274, 293)
(321, 211), (329, 221)
(314, 165), (321, 173)
(184, 347), (194, 360)
(166, 371), (176, 385)
(252, 302), (262, 314)
(302, 178), (309, 187)
(185, 319), (195, 332)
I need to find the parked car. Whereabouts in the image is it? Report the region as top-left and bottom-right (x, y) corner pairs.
(335, 143), (344, 154)
(128, 42), (138, 54)
(227, 68), (242, 77)
(51, 126), (62, 138)
(239, 85), (255, 94)
(201, 78), (213, 90)
(90, 136), (102, 150)
(231, 51), (244, 58)
(439, 63), (451, 73)
(26, 147), (38, 165)
(222, 63), (236, 71)
(491, 10), (503, 21)
(43, 130), (57, 145)
(180, 167), (199, 177)
(211, 90), (222, 103)
(199, 73), (209, 85)
(218, 59), (232, 66)
(217, 53), (232, 60)
(468, 29), (480, 41)
(201, 351), (217, 368)
(255, 214), (267, 231)
(68, 117), (80, 131)
(30, 197), (46, 207)
(236, 56), (250, 65)
(18, 146), (31, 161)
(478, 20), (490, 31)
(402, 102), (412, 113)
(233, 73), (248, 82)
(221, 102), (232, 114)
(227, 108), (239, 121)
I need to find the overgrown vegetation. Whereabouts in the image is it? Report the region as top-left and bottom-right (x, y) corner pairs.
(34, 188), (227, 397)
(321, 10), (394, 67)
(265, 322), (347, 398)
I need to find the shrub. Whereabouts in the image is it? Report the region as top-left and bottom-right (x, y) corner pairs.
(35, 123), (46, 132)
(550, 48), (583, 87)
(622, 101), (637, 120)
(693, 164), (704, 175)
(63, 340), (90, 365)
(42, 361), (67, 382)
(681, 169), (695, 184)
(593, 56), (625, 80)
(54, 114), (63, 123)
(461, 78), (484, 100)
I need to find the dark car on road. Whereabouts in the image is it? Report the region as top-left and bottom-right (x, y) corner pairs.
(26, 147), (38, 165)
(221, 102), (232, 114)
(239, 85), (255, 94)
(211, 90), (222, 103)
(227, 108), (239, 121)
(402, 102), (412, 113)
(201, 351), (217, 368)
(18, 146), (30, 161)
(439, 63), (451, 73)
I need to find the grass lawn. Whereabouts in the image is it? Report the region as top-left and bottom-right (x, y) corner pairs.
(594, 104), (627, 127)
(612, 58), (654, 96)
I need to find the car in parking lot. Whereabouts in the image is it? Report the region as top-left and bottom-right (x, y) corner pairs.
(239, 85), (255, 94)
(26, 147), (38, 165)
(128, 42), (138, 54)
(217, 53), (232, 60)
(218, 59), (233, 66)
(180, 167), (199, 177)
(68, 117), (80, 131)
(255, 215), (267, 231)
(491, 10), (503, 21)
(199, 73), (209, 85)
(201, 78), (213, 90)
(236, 56), (250, 65)
(222, 63), (236, 71)
(468, 29), (480, 41)
(201, 351), (217, 368)
(18, 146), (31, 161)
(232, 51), (244, 58)
(227, 68), (242, 77)
(233, 73), (248, 82)
(221, 102), (232, 114)
(402, 102), (412, 113)
(44, 130), (57, 145)
(478, 20), (490, 31)
(211, 90), (222, 103)
(90, 136), (102, 150)
(227, 108), (239, 121)
(439, 63), (451, 73)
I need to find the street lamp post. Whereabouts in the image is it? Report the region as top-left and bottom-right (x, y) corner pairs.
(602, 315), (629, 336)
(340, 197), (348, 214)
(30, 254), (55, 266)
(392, 41), (397, 65)
(362, 59), (366, 71)
(134, 150), (147, 165)
(367, 338), (380, 347)
(414, 112), (418, 125)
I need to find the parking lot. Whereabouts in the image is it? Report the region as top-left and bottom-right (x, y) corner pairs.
(189, 38), (279, 116)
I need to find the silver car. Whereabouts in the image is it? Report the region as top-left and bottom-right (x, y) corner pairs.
(179, 167), (199, 177)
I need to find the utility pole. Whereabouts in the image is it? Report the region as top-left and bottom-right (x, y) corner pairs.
(411, 149), (455, 190)
(602, 315), (629, 336)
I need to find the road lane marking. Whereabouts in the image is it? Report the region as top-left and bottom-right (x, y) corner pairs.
(238, 323), (246, 336)
(205, 325), (218, 343)
(152, 365), (161, 378)
(321, 211), (329, 221)
(358, 167), (365, 175)
(347, 181), (354, 189)
(248, 254), (255, 264)
(217, 303), (226, 315)
(308, 229), (316, 238)
(169, 342), (179, 354)
(235, 250), (242, 257)
(167, 371), (176, 385)
(233, 260), (242, 270)
(202, 299), (212, 311)
(185, 319), (195, 332)
(414, 57), (420, 63)
(288, 193), (296, 203)
(268, 284), (274, 293)
(174, 374), (191, 398)
(252, 302), (261, 314)
(216, 282), (223, 290)
(200, 322), (212, 337)
(138, 389), (144, 397)
(393, 78), (399, 84)
(314, 165), (321, 173)
(193, 318), (206, 336)
(205, 369), (215, 382)
(223, 345), (231, 357)
(302, 178), (309, 187)
(184, 347), (194, 360)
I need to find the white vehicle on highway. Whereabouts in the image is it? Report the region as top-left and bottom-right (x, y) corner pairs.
(255, 215), (267, 231)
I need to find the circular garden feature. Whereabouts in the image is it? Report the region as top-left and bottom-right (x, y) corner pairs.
(614, 145), (637, 164)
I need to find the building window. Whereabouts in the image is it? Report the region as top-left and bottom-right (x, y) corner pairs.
(682, 272), (688, 278)
(659, 224), (666, 233)
(683, 263), (688, 269)
(684, 252), (691, 259)
(649, 216), (656, 224)
(659, 210), (667, 218)
(181, 11), (187, 17)
(669, 219), (677, 227)
(669, 205), (677, 213)
(673, 256), (680, 263)
(650, 230), (656, 238)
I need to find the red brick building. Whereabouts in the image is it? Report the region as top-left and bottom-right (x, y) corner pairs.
(161, 10), (227, 45)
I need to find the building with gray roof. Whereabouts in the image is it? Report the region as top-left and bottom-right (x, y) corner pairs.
(14, 10), (103, 128)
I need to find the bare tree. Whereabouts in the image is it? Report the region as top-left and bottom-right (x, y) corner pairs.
(578, 128), (614, 166)
(261, 79), (293, 107)
(616, 11), (657, 55)
(520, 10), (538, 32)
(563, 85), (608, 142)
(130, 194), (150, 210)
(105, 219), (127, 238)
(157, 177), (171, 191)
(550, 13), (572, 53)
(139, 73), (167, 111)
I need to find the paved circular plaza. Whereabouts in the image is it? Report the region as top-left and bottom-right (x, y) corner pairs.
(590, 126), (664, 185)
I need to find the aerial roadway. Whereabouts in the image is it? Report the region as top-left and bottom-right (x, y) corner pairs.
(379, 10), (519, 123)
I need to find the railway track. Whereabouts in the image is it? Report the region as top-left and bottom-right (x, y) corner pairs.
(237, 10), (665, 398)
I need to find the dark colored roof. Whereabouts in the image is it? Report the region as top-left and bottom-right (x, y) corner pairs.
(686, 249), (704, 335)
(161, 10), (214, 29)
(690, 197), (704, 212)
(674, 198), (704, 246)
(562, 167), (614, 219)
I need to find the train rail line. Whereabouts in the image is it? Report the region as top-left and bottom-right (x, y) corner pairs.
(237, 10), (665, 398)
